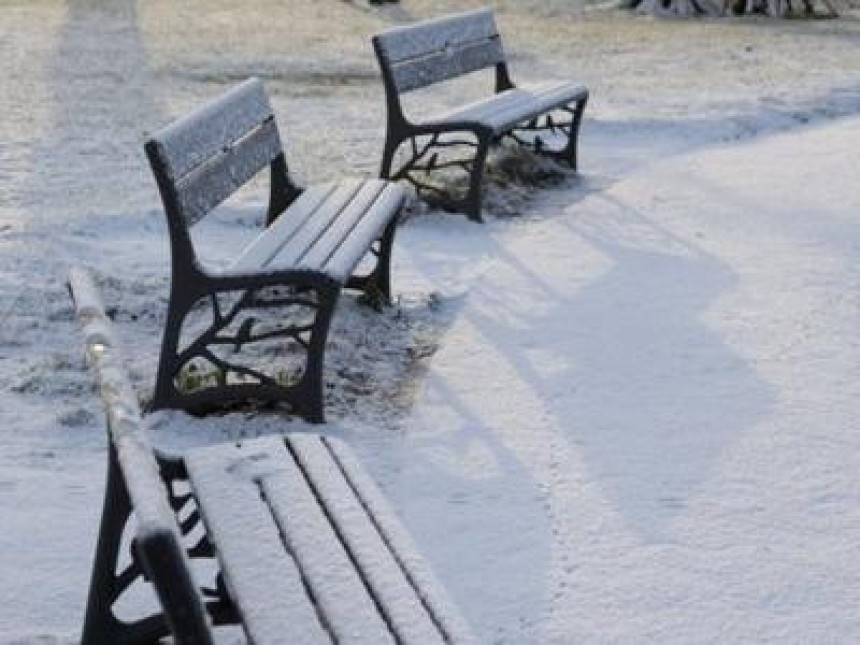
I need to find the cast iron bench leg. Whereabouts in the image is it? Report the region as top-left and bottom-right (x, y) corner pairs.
(545, 96), (588, 170)
(380, 135), (400, 184)
(463, 130), (493, 222)
(151, 278), (340, 424)
(295, 281), (340, 424)
(565, 96), (589, 170)
(345, 216), (399, 308)
(82, 447), (171, 645)
(151, 284), (200, 413)
(382, 125), (493, 223)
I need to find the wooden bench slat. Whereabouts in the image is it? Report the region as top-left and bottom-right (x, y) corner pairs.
(433, 82), (559, 124)
(150, 78), (274, 181)
(295, 180), (403, 282)
(435, 81), (589, 134)
(325, 437), (479, 645)
(479, 82), (589, 133)
(228, 179), (400, 283)
(185, 443), (331, 645)
(177, 118), (282, 226)
(376, 8), (499, 64)
(228, 182), (338, 274)
(295, 180), (387, 273)
(321, 183), (404, 283)
(287, 434), (447, 645)
(246, 435), (397, 644)
(258, 179), (365, 271)
(389, 38), (505, 94)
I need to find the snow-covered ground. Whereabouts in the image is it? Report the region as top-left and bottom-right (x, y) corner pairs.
(1, 0), (860, 642)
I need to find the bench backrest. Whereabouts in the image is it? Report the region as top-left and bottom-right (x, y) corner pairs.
(69, 267), (214, 644)
(145, 78), (285, 229)
(373, 8), (505, 94)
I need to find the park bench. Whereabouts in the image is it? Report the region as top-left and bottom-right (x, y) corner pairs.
(70, 267), (477, 645)
(145, 77), (405, 423)
(373, 8), (589, 221)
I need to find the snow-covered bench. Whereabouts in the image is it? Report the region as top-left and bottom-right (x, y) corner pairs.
(145, 77), (405, 422)
(373, 8), (589, 221)
(69, 267), (476, 645)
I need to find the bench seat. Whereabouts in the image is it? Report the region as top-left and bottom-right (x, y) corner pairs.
(186, 433), (474, 644)
(431, 80), (589, 135)
(228, 178), (404, 284)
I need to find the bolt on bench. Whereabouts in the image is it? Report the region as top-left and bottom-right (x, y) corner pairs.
(373, 8), (589, 221)
(70, 267), (476, 645)
(146, 78), (405, 422)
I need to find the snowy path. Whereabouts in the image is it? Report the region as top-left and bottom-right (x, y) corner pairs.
(355, 116), (860, 643)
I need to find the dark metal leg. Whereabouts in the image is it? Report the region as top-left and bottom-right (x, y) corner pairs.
(346, 214), (399, 307)
(384, 127), (492, 221)
(560, 96), (588, 170)
(463, 134), (492, 222)
(151, 278), (341, 423)
(151, 288), (198, 412)
(380, 135), (401, 180)
(150, 274), (344, 422)
(81, 449), (130, 645)
(296, 283), (340, 423)
(82, 448), (171, 645)
(374, 216), (398, 302)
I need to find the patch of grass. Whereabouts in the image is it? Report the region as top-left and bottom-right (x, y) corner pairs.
(176, 361), (223, 393)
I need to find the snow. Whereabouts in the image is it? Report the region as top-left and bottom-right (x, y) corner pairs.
(385, 116), (860, 643)
(186, 439), (331, 645)
(2, 0), (860, 642)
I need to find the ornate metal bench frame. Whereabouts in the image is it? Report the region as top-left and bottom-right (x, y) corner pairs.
(146, 79), (402, 422)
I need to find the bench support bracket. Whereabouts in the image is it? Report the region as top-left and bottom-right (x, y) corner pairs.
(382, 127), (492, 222)
(151, 276), (340, 423)
(380, 98), (586, 222)
(501, 98), (588, 170)
(81, 449), (235, 645)
(151, 220), (396, 423)
(346, 216), (399, 308)
(82, 447), (169, 645)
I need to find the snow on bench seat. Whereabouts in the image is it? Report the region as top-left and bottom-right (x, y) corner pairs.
(227, 178), (405, 284)
(186, 433), (476, 644)
(184, 441), (331, 645)
(431, 81), (589, 136)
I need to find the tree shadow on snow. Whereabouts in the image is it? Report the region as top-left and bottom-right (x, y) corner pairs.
(551, 195), (776, 540)
(382, 352), (552, 642)
(404, 190), (775, 544)
(1, 1), (170, 639)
